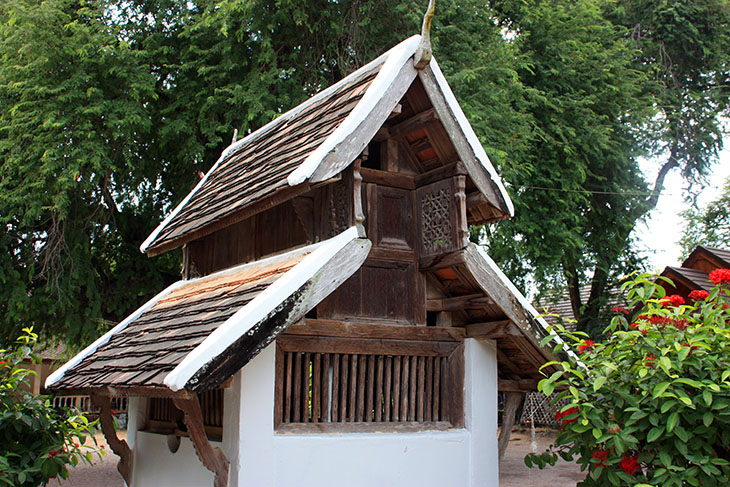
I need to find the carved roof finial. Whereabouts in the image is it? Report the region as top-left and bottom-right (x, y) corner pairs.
(414, 0), (435, 69)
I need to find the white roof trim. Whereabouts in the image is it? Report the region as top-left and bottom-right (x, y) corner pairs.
(427, 58), (515, 217)
(164, 226), (364, 391)
(287, 35), (421, 186)
(473, 244), (574, 358)
(47, 243), (327, 390)
(45, 280), (187, 389)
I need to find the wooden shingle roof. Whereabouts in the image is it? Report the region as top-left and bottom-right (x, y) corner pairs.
(47, 228), (371, 393)
(141, 35), (514, 256)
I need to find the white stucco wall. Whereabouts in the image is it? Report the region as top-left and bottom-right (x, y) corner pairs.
(236, 338), (498, 487)
(127, 337), (499, 487)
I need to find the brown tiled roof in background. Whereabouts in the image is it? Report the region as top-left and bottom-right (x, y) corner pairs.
(51, 249), (312, 391)
(145, 63), (382, 253)
(663, 266), (715, 291)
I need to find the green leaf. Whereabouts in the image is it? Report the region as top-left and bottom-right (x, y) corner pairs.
(653, 382), (670, 398)
(703, 412), (714, 427)
(592, 427), (602, 440)
(703, 390), (713, 407)
(647, 426), (664, 442)
(667, 412), (679, 433)
(659, 450), (672, 468)
(593, 376), (606, 392)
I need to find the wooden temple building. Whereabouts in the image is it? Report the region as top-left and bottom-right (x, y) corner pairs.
(47, 35), (554, 487)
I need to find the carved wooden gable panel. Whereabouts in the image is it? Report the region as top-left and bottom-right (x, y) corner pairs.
(365, 184), (414, 251)
(417, 178), (459, 257)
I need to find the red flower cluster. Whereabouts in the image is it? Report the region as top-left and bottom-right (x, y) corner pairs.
(648, 315), (672, 327)
(681, 342), (699, 350)
(619, 454), (640, 475)
(607, 424), (621, 434)
(630, 322), (648, 336)
(644, 354), (656, 368)
(660, 294), (685, 307)
(611, 306), (628, 314)
(709, 268), (730, 285)
(0, 360), (7, 367)
(555, 406), (579, 424)
(689, 290), (709, 301)
(673, 319), (689, 330)
(592, 449), (608, 467)
(48, 450), (60, 457)
(577, 339), (595, 354)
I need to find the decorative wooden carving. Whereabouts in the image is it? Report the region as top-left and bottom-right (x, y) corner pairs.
(172, 394), (230, 487)
(352, 160), (365, 233)
(91, 394), (132, 485)
(454, 175), (469, 247)
(418, 179), (455, 256)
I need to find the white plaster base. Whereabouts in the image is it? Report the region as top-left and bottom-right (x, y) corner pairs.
(126, 337), (499, 487)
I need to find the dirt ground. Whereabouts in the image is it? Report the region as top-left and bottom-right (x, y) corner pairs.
(51, 428), (583, 486)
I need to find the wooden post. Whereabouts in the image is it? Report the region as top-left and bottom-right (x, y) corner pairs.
(91, 394), (133, 485)
(498, 391), (523, 460)
(173, 393), (230, 487)
(352, 159), (366, 237)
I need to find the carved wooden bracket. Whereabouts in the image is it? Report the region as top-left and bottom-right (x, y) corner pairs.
(173, 393), (230, 487)
(91, 394), (133, 485)
(352, 159), (366, 237)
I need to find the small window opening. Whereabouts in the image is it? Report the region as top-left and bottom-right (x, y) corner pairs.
(426, 311), (438, 327)
(362, 141), (382, 170)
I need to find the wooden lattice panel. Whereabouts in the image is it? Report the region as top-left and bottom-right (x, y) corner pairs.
(275, 334), (464, 430)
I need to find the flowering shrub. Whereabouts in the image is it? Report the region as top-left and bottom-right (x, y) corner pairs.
(526, 271), (730, 486)
(0, 329), (102, 486)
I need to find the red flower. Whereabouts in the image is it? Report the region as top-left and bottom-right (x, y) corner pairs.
(555, 406), (579, 424)
(689, 290), (709, 301)
(619, 454), (640, 475)
(607, 424), (621, 434)
(592, 449), (608, 467)
(611, 306), (628, 314)
(648, 315), (672, 327)
(577, 339), (595, 354)
(0, 361), (7, 367)
(644, 353), (656, 368)
(48, 450), (60, 457)
(709, 268), (730, 285)
(681, 342), (699, 350)
(673, 319), (688, 330)
(660, 294), (685, 307)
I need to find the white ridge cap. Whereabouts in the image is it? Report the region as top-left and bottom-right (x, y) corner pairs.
(427, 57), (515, 217)
(287, 35), (422, 186)
(164, 226), (363, 390)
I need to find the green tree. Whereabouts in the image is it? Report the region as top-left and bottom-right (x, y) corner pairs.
(0, 0), (180, 345)
(680, 177), (730, 255)
(485, 0), (730, 336)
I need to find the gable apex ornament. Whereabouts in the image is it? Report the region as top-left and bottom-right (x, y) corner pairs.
(414, 0), (435, 69)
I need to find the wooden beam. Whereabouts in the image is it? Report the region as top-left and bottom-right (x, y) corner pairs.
(498, 379), (539, 392)
(465, 320), (520, 339)
(277, 335), (459, 357)
(426, 293), (494, 312)
(413, 161), (466, 187)
(91, 395), (133, 486)
(173, 394), (230, 487)
(419, 249), (465, 271)
(388, 107), (439, 138)
(284, 319), (466, 342)
(498, 391), (523, 460)
(360, 167), (415, 190)
(145, 177), (339, 257)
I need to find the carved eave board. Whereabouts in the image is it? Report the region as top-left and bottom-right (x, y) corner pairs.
(46, 228), (371, 394)
(141, 35), (513, 257)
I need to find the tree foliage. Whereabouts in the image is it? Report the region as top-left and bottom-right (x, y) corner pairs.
(529, 272), (730, 486)
(486, 0), (730, 336)
(680, 178), (730, 255)
(0, 0), (728, 344)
